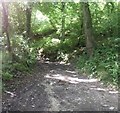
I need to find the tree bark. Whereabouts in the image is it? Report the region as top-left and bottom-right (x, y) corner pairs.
(82, 3), (94, 57)
(2, 1), (12, 55)
(26, 2), (32, 39)
(61, 2), (65, 39)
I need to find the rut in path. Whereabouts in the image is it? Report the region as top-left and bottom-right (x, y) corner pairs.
(2, 61), (118, 111)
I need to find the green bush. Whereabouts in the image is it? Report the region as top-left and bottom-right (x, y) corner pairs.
(2, 72), (13, 80)
(2, 35), (37, 81)
(31, 35), (80, 62)
(76, 37), (119, 86)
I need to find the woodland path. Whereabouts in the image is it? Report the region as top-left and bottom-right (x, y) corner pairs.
(2, 61), (118, 111)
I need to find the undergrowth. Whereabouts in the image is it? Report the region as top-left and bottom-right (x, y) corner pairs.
(76, 37), (119, 87)
(2, 34), (119, 88)
(2, 35), (37, 81)
(31, 35), (80, 62)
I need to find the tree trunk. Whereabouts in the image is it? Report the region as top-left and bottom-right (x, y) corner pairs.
(0, 6), (2, 36)
(82, 3), (94, 57)
(116, 2), (119, 37)
(61, 2), (65, 39)
(26, 3), (32, 39)
(2, 2), (12, 56)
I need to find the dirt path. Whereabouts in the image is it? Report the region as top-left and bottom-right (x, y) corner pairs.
(2, 61), (118, 111)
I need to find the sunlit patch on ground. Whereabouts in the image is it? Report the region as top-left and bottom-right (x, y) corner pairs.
(108, 91), (118, 94)
(65, 70), (76, 74)
(89, 87), (118, 94)
(45, 74), (99, 84)
(90, 87), (108, 92)
(2, 62), (118, 111)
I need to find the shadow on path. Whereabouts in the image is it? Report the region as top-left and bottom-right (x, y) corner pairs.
(2, 61), (118, 111)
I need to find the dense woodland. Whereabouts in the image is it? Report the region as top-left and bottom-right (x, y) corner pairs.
(1, 2), (119, 88)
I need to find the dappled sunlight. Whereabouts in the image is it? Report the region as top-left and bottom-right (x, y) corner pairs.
(89, 88), (119, 94)
(66, 70), (76, 74)
(59, 61), (70, 65)
(36, 10), (49, 21)
(109, 91), (118, 94)
(45, 74), (99, 84)
(41, 60), (71, 66)
(51, 38), (60, 44)
(90, 87), (108, 92)
(2, 1), (119, 111)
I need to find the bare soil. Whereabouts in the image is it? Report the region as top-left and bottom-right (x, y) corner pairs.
(2, 61), (118, 111)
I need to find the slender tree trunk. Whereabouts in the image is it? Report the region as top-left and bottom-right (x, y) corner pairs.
(61, 2), (65, 39)
(2, 2), (12, 56)
(82, 3), (94, 57)
(79, 4), (84, 36)
(0, 6), (2, 36)
(116, 2), (119, 37)
(26, 3), (32, 39)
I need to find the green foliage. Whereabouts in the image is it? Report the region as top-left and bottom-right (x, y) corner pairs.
(31, 34), (80, 61)
(76, 37), (119, 86)
(31, 9), (52, 33)
(2, 72), (13, 80)
(2, 35), (37, 80)
(59, 37), (79, 53)
(90, 3), (119, 37)
(9, 3), (26, 34)
(3, 2), (119, 87)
